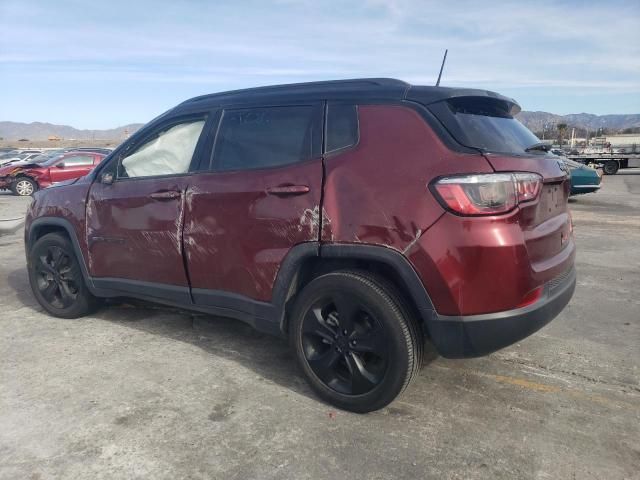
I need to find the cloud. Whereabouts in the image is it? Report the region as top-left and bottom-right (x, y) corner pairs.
(1, 0), (638, 125)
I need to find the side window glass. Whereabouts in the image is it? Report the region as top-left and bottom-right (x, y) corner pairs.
(326, 104), (359, 153)
(118, 120), (205, 178)
(61, 155), (94, 166)
(213, 106), (320, 171)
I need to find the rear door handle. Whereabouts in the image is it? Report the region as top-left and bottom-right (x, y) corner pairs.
(150, 190), (181, 200)
(266, 185), (310, 196)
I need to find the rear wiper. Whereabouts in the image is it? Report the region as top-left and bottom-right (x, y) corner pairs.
(525, 142), (551, 153)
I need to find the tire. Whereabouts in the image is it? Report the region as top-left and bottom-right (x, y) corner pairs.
(11, 177), (38, 196)
(28, 232), (99, 318)
(603, 160), (619, 175)
(290, 270), (423, 413)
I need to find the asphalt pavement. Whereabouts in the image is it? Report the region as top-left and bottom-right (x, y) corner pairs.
(0, 174), (638, 479)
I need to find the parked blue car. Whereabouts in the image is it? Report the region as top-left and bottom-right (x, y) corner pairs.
(564, 159), (602, 195)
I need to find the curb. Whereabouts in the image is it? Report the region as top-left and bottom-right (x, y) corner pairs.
(0, 217), (25, 236)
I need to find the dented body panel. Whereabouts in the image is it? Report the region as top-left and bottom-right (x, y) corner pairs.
(321, 105), (493, 249)
(323, 104), (575, 318)
(184, 159), (323, 301)
(86, 176), (191, 286)
(25, 179), (92, 257)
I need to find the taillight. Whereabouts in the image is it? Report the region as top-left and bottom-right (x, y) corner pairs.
(514, 173), (542, 202)
(432, 173), (542, 216)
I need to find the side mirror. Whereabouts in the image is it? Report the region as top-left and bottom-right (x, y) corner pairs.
(56, 163), (65, 168)
(100, 171), (115, 185)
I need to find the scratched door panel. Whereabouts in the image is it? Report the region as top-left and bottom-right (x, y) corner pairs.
(184, 159), (323, 302)
(87, 176), (191, 286)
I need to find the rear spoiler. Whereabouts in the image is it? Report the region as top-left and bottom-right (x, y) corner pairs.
(405, 86), (521, 115)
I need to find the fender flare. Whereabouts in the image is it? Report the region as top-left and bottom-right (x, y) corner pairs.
(27, 216), (95, 292)
(272, 242), (436, 333)
(321, 243), (435, 314)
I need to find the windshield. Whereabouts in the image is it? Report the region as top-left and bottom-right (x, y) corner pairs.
(34, 154), (66, 166)
(430, 97), (541, 155)
(563, 159), (584, 169)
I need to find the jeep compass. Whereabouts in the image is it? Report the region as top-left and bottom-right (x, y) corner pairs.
(24, 78), (576, 412)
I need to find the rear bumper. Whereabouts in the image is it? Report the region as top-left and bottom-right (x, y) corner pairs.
(427, 266), (576, 358)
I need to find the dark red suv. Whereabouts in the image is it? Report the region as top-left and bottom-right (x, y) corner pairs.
(24, 79), (576, 412)
(0, 151), (106, 196)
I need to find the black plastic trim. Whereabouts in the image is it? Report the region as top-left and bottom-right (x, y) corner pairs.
(27, 217), (94, 290)
(269, 242), (320, 331)
(429, 266), (576, 358)
(92, 277), (191, 304)
(406, 86), (520, 113)
(319, 243), (436, 322)
(191, 288), (279, 334)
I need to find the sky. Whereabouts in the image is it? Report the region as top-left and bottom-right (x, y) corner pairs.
(1, 0), (639, 129)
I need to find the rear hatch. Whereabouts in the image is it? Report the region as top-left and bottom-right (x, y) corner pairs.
(418, 93), (572, 273)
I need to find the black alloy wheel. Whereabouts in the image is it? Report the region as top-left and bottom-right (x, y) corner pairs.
(301, 292), (388, 395)
(28, 233), (99, 318)
(291, 270), (423, 413)
(34, 245), (79, 309)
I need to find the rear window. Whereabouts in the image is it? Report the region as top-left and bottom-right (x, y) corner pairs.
(62, 155), (95, 166)
(40, 154), (66, 166)
(430, 97), (541, 155)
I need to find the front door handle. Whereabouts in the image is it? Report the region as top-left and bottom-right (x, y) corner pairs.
(266, 185), (310, 196)
(150, 190), (181, 200)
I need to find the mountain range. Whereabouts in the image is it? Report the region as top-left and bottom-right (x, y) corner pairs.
(0, 121), (144, 141)
(2, 112), (640, 141)
(515, 112), (640, 133)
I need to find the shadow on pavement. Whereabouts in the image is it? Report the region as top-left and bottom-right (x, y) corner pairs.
(7, 266), (317, 404)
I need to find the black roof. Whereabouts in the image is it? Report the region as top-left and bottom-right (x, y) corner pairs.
(178, 77), (520, 113)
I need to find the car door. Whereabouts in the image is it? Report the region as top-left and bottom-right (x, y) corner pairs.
(49, 153), (97, 182)
(184, 104), (324, 305)
(86, 115), (209, 303)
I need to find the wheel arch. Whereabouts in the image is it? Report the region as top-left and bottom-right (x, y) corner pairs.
(27, 217), (93, 291)
(274, 242), (435, 335)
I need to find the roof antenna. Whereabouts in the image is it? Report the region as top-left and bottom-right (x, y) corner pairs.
(435, 49), (448, 87)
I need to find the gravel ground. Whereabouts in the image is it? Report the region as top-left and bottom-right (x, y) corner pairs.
(0, 173), (638, 479)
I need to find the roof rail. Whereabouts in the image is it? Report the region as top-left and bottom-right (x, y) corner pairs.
(182, 78), (409, 105)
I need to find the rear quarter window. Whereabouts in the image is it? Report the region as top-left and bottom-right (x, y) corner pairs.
(325, 104), (359, 153)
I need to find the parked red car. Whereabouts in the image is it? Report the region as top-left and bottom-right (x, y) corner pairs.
(0, 151), (106, 196)
(24, 79), (576, 412)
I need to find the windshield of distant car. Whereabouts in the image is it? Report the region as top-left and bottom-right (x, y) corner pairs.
(563, 159), (584, 169)
(34, 154), (66, 166)
(31, 152), (63, 163)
